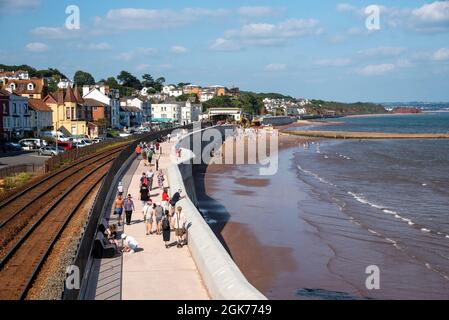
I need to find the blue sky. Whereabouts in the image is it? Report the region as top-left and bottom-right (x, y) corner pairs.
(1, 0), (449, 102)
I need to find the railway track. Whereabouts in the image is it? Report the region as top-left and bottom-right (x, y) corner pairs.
(0, 146), (124, 300)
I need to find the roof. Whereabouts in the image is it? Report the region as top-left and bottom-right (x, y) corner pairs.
(121, 106), (141, 113)
(28, 99), (52, 112)
(64, 83), (77, 103)
(83, 98), (108, 107)
(44, 93), (58, 104)
(2, 78), (45, 95)
(0, 89), (11, 96)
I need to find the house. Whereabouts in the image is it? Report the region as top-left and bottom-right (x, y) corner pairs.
(0, 70), (29, 83)
(57, 79), (71, 89)
(44, 84), (91, 137)
(182, 84), (201, 95)
(0, 89), (31, 140)
(28, 99), (53, 136)
(120, 106), (142, 128)
(120, 96), (151, 124)
(83, 84), (120, 129)
(152, 99), (202, 125)
(83, 98), (111, 136)
(162, 85), (183, 97)
(2, 78), (46, 99)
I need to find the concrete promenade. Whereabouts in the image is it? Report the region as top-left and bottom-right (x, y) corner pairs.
(120, 139), (210, 300)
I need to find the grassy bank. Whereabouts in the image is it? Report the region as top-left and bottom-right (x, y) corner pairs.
(0, 172), (34, 194)
(289, 130), (449, 139)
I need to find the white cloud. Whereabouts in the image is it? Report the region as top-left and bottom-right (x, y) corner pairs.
(412, 1), (449, 23)
(213, 19), (322, 49)
(171, 46), (188, 54)
(315, 58), (352, 67)
(432, 48), (449, 60)
(238, 6), (278, 18)
(118, 48), (158, 61)
(210, 38), (242, 51)
(25, 42), (49, 52)
(31, 26), (82, 39)
(358, 47), (405, 57)
(356, 63), (396, 76)
(0, 0), (40, 12)
(94, 8), (230, 32)
(88, 42), (111, 50)
(264, 63), (287, 72)
(336, 3), (358, 13)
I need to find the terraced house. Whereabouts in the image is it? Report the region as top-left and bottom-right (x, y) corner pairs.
(0, 89), (31, 140)
(2, 77), (46, 99)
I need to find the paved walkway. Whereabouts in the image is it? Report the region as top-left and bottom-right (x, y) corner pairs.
(120, 140), (209, 300)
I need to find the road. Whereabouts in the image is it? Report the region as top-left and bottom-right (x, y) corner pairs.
(0, 151), (49, 168)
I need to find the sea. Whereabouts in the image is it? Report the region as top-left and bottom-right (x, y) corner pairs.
(195, 112), (449, 300)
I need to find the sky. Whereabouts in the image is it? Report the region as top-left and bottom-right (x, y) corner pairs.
(0, 0), (449, 102)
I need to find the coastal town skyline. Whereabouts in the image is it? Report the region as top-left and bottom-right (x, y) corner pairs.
(1, 0), (449, 102)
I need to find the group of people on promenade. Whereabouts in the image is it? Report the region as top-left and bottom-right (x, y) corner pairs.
(109, 135), (188, 254)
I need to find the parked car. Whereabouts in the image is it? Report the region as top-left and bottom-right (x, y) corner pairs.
(19, 139), (47, 150)
(73, 141), (87, 148)
(56, 141), (74, 151)
(38, 146), (65, 156)
(5, 142), (22, 151)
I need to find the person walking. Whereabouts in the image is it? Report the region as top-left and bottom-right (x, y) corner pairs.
(141, 147), (148, 166)
(161, 188), (170, 212)
(167, 133), (171, 142)
(157, 169), (165, 189)
(161, 209), (171, 248)
(135, 145), (141, 160)
(123, 194), (135, 225)
(154, 203), (164, 235)
(146, 168), (154, 191)
(114, 195), (124, 226)
(169, 189), (185, 214)
(143, 200), (153, 236)
(140, 172), (148, 188)
(140, 184), (150, 207)
(173, 206), (187, 248)
(117, 181), (124, 197)
(147, 147), (154, 166)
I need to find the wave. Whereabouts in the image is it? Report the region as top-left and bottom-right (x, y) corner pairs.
(347, 191), (449, 240)
(297, 165), (337, 187)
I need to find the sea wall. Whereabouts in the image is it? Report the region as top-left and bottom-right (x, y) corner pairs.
(262, 116), (295, 126)
(167, 124), (267, 300)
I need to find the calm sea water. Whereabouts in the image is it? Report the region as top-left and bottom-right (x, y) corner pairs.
(304, 112), (449, 133)
(196, 113), (449, 299)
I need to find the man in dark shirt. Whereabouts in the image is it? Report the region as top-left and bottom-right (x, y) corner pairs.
(169, 189), (185, 212)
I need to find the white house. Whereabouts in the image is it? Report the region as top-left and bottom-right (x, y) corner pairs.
(57, 79), (71, 89)
(181, 99), (202, 125)
(28, 98), (53, 135)
(0, 70), (29, 83)
(1, 90), (31, 139)
(162, 85), (183, 97)
(152, 99), (202, 125)
(120, 96), (151, 123)
(83, 85), (121, 129)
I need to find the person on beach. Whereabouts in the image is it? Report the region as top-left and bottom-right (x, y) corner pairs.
(143, 200), (154, 235)
(123, 194), (135, 225)
(173, 206), (187, 248)
(146, 168), (154, 191)
(140, 184), (150, 207)
(157, 169), (165, 189)
(121, 233), (138, 254)
(114, 195), (124, 226)
(161, 209), (171, 248)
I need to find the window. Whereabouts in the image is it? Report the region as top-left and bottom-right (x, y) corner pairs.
(66, 107), (71, 119)
(27, 83), (34, 90)
(13, 103), (17, 114)
(9, 83), (16, 90)
(2, 103), (6, 114)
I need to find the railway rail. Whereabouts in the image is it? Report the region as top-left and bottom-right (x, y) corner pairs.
(0, 145), (125, 299)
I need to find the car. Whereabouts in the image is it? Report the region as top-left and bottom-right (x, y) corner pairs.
(19, 139), (47, 150)
(38, 146), (65, 156)
(4, 142), (22, 151)
(73, 141), (87, 148)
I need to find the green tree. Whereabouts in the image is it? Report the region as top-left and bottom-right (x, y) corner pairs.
(118, 70), (142, 90)
(48, 79), (58, 93)
(74, 70), (95, 87)
(142, 74), (155, 88)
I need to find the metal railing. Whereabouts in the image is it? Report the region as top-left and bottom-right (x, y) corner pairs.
(63, 126), (192, 300)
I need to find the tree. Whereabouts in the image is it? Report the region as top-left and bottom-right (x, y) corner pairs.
(153, 77), (166, 92)
(74, 70), (95, 87)
(177, 82), (190, 88)
(142, 74), (155, 88)
(48, 79), (58, 93)
(105, 77), (119, 88)
(117, 70), (142, 90)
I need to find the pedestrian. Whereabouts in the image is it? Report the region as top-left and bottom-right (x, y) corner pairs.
(114, 195), (124, 226)
(161, 188), (170, 211)
(154, 203), (164, 235)
(123, 194), (135, 225)
(155, 142), (160, 154)
(173, 206), (187, 248)
(117, 181), (124, 197)
(105, 224), (120, 252)
(121, 233), (138, 254)
(140, 184), (150, 207)
(161, 209), (171, 248)
(141, 147), (148, 166)
(135, 145), (141, 160)
(143, 200), (153, 235)
(146, 168), (154, 191)
(148, 147), (154, 166)
(167, 133), (171, 142)
(157, 169), (165, 189)
(169, 189), (185, 214)
(140, 172), (148, 188)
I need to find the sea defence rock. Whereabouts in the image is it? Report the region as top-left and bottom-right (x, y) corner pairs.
(167, 124), (267, 300)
